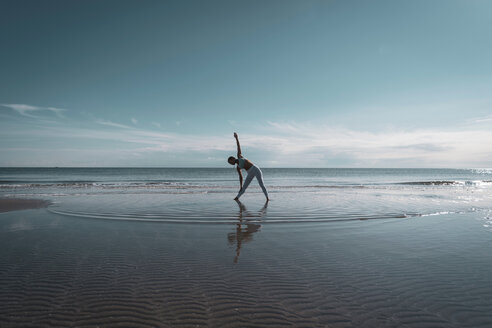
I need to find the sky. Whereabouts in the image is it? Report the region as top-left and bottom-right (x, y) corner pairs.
(1, 0), (491, 167)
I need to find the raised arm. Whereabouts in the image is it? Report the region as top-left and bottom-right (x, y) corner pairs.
(234, 132), (243, 158)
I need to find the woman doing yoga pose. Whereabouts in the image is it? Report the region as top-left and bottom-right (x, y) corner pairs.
(228, 133), (269, 201)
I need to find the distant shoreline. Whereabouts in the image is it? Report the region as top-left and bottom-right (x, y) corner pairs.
(0, 167), (480, 169)
(0, 198), (51, 213)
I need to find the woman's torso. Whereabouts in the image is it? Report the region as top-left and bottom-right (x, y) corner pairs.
(237, 157), (253, 170)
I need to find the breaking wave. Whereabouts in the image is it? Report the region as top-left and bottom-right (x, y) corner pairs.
(399, 180), (492, 186)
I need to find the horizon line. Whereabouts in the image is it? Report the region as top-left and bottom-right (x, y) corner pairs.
(0, 166), (487, 170)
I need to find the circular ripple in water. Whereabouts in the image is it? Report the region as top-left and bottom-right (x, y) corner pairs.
(45, 190), (459, 225)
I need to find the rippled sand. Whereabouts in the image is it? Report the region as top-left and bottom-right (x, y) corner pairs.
(1, 194), (492, 327)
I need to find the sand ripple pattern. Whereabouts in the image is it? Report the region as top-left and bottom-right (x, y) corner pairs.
(1, 209), (492, 327)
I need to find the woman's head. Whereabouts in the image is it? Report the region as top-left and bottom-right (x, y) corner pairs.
(227, 156), (236, 165)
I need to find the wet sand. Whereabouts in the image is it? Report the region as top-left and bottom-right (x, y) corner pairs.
(0, 198), (51, 213)
(1, 204), (492, 327)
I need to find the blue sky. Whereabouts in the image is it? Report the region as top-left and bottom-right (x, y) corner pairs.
(1, 0), (491, 167)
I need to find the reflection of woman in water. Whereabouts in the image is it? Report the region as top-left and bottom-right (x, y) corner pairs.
(228, 200), (268, 263)
(227, 132), (269, 201)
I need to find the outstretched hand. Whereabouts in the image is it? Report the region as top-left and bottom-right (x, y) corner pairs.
(233, 132), (238, 139)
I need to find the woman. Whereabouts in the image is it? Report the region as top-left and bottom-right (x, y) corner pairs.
(228, 132), (269, 201)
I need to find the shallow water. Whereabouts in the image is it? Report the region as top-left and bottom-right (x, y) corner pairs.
(1, 168), (492, 327)
(2, 168), (492, 224)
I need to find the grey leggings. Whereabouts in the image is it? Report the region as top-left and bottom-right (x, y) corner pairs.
(236, 165), (269, 199)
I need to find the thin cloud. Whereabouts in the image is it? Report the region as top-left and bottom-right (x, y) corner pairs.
(1, 103), (66, 118)
(266, 121), (301, 134)
(2, 114), (492, 167)
(95, 119), (133, 129)
(470, 116), (492, 124)
(131, 117), (138, 125)
(257, 121), (492, 167)
(3, 122), (226, 152)
(393, 143), (450, 152)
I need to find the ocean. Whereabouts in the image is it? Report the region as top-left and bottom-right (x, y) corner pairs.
(2, 167), (492, 223)
(1, 168), (492, 327)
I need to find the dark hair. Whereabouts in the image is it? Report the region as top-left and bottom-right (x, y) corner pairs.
(228, 156), (235, 164)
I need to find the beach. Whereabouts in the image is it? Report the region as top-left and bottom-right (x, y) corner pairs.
(0, 198), (51, 213)
(3, 0), (491, 326)
(1, 168), (492, 327)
